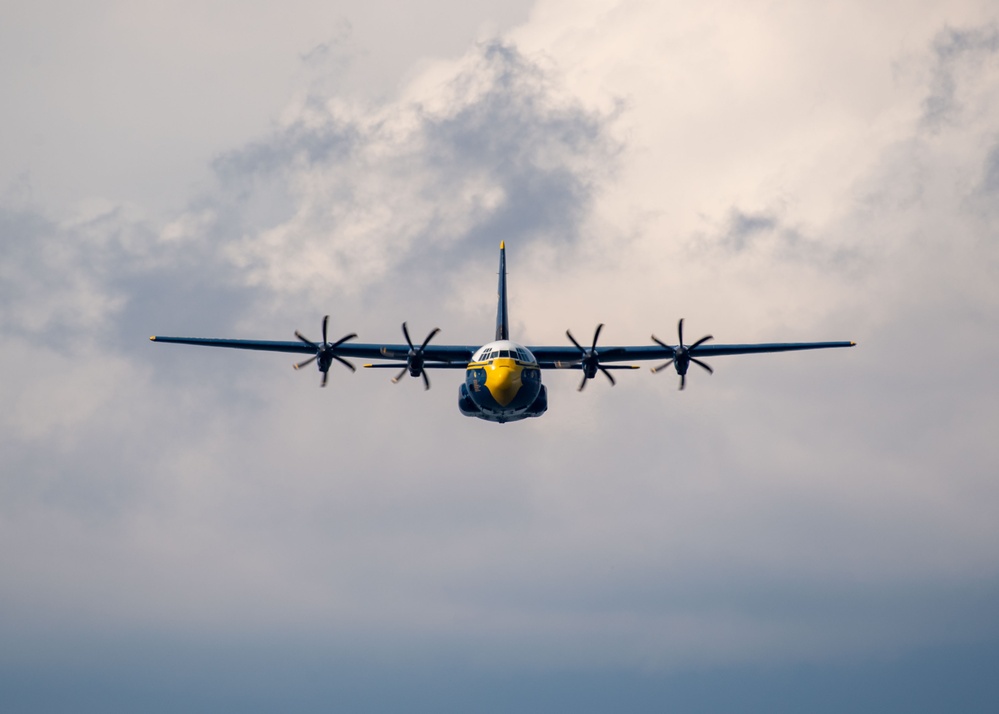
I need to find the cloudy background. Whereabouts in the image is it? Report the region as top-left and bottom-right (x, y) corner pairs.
(2, 1), (999, 711)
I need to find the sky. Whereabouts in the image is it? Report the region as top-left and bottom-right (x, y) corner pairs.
(2, 1), (999, 711)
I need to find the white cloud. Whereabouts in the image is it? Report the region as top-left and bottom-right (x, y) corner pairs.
(176, 41), (621, 314)
(3, 2), (999, 707)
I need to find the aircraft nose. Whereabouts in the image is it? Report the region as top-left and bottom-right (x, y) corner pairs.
(486, 358), (523, 406)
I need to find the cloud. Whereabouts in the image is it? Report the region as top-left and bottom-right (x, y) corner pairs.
(192, 40), (619, 316)
(922, 23), (999, 131)
(4, 3), (999, 710)
(0, 202), (133, 338)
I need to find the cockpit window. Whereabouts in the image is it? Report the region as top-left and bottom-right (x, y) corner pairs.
(477, 347), (535, 363)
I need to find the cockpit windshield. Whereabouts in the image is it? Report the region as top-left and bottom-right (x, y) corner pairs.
(475, 344), (536, 364)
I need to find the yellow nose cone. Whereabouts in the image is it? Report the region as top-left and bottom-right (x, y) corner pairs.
(485, 358), (523, 407)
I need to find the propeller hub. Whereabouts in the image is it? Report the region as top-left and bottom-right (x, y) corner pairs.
(293, 316), (357, 386)
(565, 324), (619, 390)
(391, 322), (440, 389)
(650, 318), (713, 389)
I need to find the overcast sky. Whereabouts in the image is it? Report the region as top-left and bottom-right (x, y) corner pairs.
(3, 1), (999, 711)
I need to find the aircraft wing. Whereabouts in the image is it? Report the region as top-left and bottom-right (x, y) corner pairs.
(529, 341), (855, 366)
(149, 336), (477, 364)
(150, 336), (854, 366)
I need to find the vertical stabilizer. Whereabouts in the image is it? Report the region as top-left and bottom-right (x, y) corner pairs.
(496, 242), (509, 341)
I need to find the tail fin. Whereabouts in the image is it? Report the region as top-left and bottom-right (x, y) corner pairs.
(496, 241), (509, 341)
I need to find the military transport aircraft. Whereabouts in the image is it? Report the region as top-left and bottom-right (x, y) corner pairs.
(151, 243), (854, 423)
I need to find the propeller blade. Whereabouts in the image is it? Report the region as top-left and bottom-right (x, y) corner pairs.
(422, 370), (431, 391)
(689, 335), (714, 351)
(331, 333), (358, 349)
(690, 357), (714, 374)
(677, 318), (684, 347)
(321, 369), (329, 388)
(598, 366), (616, 386)
(651, 358), (674, 374)
(578, 374), (589, 392)
(679, 374), (686, 390)
(391, 366), (407, 383)
(332, 355), (356, 373)
(419, 327), (441, 351)
(651, 335), (671, 351)
(566, 330), (585, 353)
(294, 355), (318, 370)
(591, 323), (604, 350)
(402, 322), (414, 350)
(295, 331), (318, 349)
(322, 315), (329, 344)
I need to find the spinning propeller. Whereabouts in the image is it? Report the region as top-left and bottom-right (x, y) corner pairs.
(392, 322), (440, 390)
(651, 318), (713, 390)
(293, 315), (357, 387)
(367, 323), (441, 390)
(564, 323), (628, 391)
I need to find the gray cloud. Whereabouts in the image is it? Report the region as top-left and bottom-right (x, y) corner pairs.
(921, 24), (999, 131)
(722, 208), (779, 252)
(196, 41), (618, 314)
(4, 6), (999, 713)
(981, 140), (999, 194)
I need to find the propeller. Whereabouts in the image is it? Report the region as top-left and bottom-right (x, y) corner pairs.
(293, 315), (357, 387)
(651, 318), (713, 390)
(388, 322), (441, 390)
(564, 323), (626, 391)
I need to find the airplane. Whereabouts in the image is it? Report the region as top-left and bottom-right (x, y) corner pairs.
(150, 243), (855, 423)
